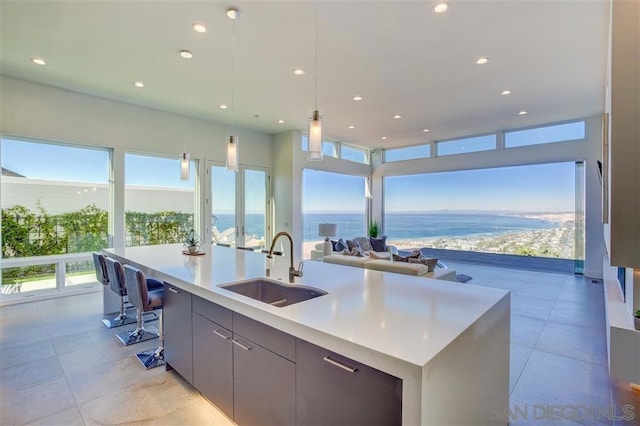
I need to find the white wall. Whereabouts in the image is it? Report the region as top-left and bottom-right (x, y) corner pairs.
(1, 76), (273, 246)
(372, 115), (606, 278)
(272, 130), (371, 260)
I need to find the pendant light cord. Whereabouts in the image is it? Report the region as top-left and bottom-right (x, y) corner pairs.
(314, 1), (318, 111)
(231, 16), (236, 134)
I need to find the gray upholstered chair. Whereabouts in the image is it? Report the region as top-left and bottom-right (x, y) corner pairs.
(123, 264), (165, 368)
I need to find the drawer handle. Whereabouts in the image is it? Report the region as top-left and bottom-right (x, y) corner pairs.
(168, 287), (179, 294)
(232, 339), (252, 351)
(323, 356), (358, 373)
(213, 329), (231, 340)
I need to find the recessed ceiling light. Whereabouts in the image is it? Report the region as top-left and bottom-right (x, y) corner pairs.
(393, 115), (402, 119)
(501, 90), (512, 95)
(518, 110), (528, 115)
(433, 2), (449, 13)
(293, 68), (305, 75)
(348, 125), (355, 129)
(227, 8), (239, 20)
(192, 23), (207, 33)
(220, 104), (228, 109)
(476, 57), (489, 65)
(180, 50), (193, 59)
(31, 58), (46, 65)
(381, 136), (387, 140)
(278, 120), (285, 124)
(353, 96), (363, 101)
(134, 81), (144, 88)
(423, 128), (430, 132)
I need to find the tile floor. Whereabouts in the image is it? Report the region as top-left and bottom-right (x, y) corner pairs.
(1, 263), (638, 425)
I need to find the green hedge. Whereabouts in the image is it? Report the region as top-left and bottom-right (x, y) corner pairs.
(1, 204), (193, 282)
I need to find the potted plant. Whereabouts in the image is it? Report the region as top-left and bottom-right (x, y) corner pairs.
(368, 219), (380, 238)
(184, 229), (200, 254)
(635, 310), (640, 331)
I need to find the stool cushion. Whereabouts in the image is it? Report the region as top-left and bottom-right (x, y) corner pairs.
(146, 289), (164, 310)
(147, 278), (164, 291)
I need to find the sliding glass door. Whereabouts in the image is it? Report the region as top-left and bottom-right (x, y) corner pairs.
(207, 162), (269, 250)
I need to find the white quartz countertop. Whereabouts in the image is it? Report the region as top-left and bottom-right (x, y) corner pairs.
(105, 243), (509, 368)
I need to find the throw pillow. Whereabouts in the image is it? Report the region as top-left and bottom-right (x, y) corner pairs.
(392, 253), (409, 262)
(354, 236), (373, 252)
(346, 239), (360, 251)
(343, 247), (364, 257)
(334, 238), (348, 251)
(421, 257), (438, 272)
(369, 236), (387, 252)
(330, 240), (338, 251)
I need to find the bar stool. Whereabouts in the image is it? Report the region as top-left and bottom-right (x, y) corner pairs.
(101, 256), (136, 328)
(92, 252), (108, 286)
(123, 264), (165, 369)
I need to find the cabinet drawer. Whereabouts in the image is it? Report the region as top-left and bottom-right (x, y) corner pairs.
(193, 295), (232, 329)
(232, 313), (295, 362)
(296, 339), (402, 426)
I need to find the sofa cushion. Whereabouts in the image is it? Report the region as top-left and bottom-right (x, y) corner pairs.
(323, 254), (370, 267)
(368, 251), (391, 260)
(369, 236), (387, 252)
(365, 259), (429, 276)
(354, 237), (373, 252)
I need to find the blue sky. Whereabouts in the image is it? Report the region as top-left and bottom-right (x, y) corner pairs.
(3, 138), (577, 214)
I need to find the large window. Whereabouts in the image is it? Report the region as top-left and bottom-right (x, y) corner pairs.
(302, 169), (366, 259)
(383, 144), (431, 163)
(383, 162), (582, 261)
(1, 138), (110, 294)
(505, 121), (586, 148)
(124, 153), (196, 247)
(436, 134), (496, 156)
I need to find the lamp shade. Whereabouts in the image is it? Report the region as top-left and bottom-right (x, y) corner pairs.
(308, 110), (323, 161)
(226, 135), (238, 172)
(318, 223), (337, 238)
(180, 153), (190, 180)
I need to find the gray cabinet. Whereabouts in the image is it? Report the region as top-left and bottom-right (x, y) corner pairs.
(232, 314), (295, 426)
(163, 283), (193, 383)
(192, 312), (234, 419)
(296, 339), (402, 426)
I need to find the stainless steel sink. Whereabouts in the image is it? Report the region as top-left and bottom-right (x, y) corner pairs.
(220, 278), (327, 307)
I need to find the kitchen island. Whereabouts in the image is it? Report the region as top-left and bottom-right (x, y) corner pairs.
(104, 243), (510, 425)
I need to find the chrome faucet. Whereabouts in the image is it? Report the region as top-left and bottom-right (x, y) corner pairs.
(267, 231), (303, 283)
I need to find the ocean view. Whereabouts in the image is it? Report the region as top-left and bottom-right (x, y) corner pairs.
(212, 212), (576, 260)
(301, 212), (558, 242)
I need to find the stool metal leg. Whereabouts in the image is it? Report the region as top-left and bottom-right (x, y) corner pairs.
(102, 295), (136, 328)
(115, 308), (158, 346)
(135, 309), (165, 369)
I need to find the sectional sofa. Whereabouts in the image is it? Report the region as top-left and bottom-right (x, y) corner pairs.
(311, 238), (457, 281)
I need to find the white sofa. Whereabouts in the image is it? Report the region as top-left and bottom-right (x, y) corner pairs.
(321, 253), (457, 281)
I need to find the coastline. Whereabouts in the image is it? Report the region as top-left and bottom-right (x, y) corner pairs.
(303, 213), (577, 260)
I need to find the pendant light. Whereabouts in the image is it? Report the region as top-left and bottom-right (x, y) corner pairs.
(226, 8), (239, 172)
(180, 49), (192, 180)
(307, 2), (323, 161)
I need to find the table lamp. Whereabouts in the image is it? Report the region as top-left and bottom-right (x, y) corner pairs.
(318, 223), (337, 256)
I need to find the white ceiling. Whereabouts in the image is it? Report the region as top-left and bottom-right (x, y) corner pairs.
(0, 0), (610, 149)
